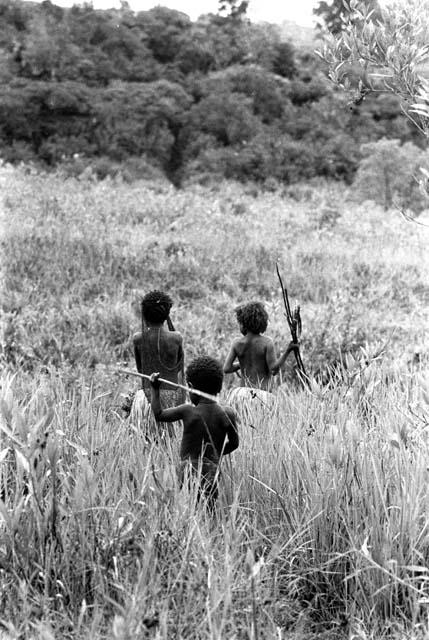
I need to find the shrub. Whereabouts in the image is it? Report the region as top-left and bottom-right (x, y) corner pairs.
(353, 138), (429, 212)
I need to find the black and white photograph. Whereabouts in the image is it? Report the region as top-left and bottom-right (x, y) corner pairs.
(1, 0), (429, 637)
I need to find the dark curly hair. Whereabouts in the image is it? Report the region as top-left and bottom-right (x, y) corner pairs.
(235, 301), (268, 334)
(186, 355), (223, 395)
(141, 290), (173, 323)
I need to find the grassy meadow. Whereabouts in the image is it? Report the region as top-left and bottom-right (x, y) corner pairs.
(1, 164), (429, 639)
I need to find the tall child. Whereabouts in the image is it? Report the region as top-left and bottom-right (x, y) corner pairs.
(131, 290), (184, 436)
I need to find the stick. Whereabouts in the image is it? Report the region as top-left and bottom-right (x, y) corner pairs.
(276, 263), (310, 387)
(117, 368), (217, 402)
(166, 315), (175, 332)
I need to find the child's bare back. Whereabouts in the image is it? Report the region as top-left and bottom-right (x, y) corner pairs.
(179, 401), (237, 462)
(230, 333), (277, 390)
(133, 328), (183, 386)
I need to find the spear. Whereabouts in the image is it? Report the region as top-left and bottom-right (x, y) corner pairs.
(276, 263), (309, 387)
(117, 368), (217, 402)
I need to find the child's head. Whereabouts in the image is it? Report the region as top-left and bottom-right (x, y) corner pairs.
(235, 301), (268, 335)
(141, 290), (173, 324)
(186, 355), (223, 396)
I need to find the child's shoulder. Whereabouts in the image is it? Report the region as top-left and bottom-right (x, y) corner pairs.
(219, 403), (238, 421)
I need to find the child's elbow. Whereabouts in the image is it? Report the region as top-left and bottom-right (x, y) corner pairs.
(151, 407), (163, 421)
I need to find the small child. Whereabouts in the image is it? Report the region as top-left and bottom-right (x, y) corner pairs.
(223, 301), (297, 398)
(130, 290), (184, 435)
(150, 355), (239, 508)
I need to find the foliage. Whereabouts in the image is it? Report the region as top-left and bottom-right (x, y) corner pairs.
(218, 0), (249, 20)
(0, 0), (423, 186)
(314, 0), (381, 35)
(353, 138), (429, 211)
(317, 0), (429, 136)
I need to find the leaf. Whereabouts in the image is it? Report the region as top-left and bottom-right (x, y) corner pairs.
(0, 500), (12, 528)
(15, 449), (30, 473)
(0, 447), (10, 464)
(361, 535), (371, 558)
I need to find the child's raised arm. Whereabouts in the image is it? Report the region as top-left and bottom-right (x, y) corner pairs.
(150, 373), (190, 423)
(266, 340), (298, 375)
(223, 342), (241, 374)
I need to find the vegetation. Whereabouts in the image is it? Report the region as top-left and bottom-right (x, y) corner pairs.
(0, 0), (423, 186)
(352, 138), (429, 211)
(1, 165), (428, 638)
(317, 0), (429, 136)
(314, 0), (381, 35)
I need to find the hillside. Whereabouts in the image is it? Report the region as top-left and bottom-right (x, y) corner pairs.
(0, 0), (422, 187)
(279, 19), (316, 49)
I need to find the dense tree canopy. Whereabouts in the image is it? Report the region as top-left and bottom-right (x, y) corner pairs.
(0, 0), (421, 185)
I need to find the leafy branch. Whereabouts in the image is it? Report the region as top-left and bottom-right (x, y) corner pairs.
(316, 0), (429, 137)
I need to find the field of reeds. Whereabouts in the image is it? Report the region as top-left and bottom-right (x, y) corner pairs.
(1, 163), (429, 639)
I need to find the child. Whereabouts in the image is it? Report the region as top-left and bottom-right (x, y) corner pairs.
(130, 290), (184, 435)
(223, 301), (297, 400)
(150, 355), (239, 508)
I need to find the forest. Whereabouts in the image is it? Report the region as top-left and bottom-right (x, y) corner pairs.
(0, 0), (424, 187)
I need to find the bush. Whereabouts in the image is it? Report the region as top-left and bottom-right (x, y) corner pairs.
(353, 138), (429, 212)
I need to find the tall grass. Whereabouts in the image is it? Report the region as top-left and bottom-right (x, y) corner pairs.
(1, 165), (429, 637)
(1, 362), (429, 638)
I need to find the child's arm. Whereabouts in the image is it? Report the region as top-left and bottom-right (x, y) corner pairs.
(266, 339), (298, 375)
(223, 342), (240, 374)
(133, 334), (142, 373)
(222, 407), (239, 454)
(177, 337), (186, 403)
(150, 373), (190, 423)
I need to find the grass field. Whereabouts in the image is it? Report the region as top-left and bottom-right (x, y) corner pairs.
(1, 164), (429, 639)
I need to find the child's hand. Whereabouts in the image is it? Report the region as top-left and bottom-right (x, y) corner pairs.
(150, 372), (161, 389)
(288, 341), (300, 352)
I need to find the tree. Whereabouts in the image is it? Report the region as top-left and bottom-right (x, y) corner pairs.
(218, 0), (248, 20)
(271, 41), (297, 79)
(135, 7), (192, 65)
(317, 0), (429, 137)
(93, 80), (192, 182)
(314, 0), (381, 35)
(353, 138), (429, 211)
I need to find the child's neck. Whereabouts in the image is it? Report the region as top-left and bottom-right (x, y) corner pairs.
(145, 321), (164, 329)
(245, 331), (260, 339)
(193, 397), (216, 406)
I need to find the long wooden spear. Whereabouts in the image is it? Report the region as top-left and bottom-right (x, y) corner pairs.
(276, 263), (309, 387)
(117, 368), (217, 402)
